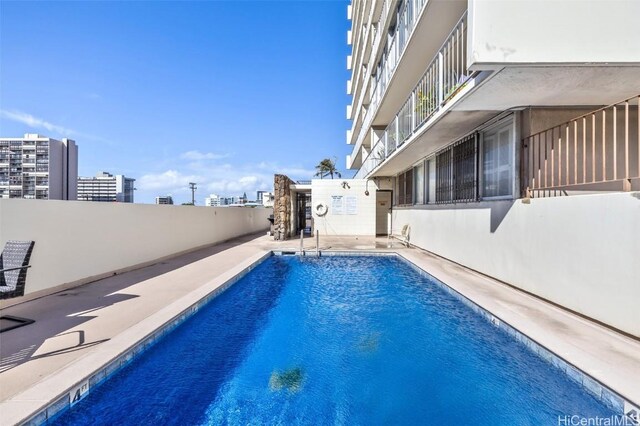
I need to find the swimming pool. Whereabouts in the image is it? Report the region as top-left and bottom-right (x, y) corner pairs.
(51, 255), (618, 425)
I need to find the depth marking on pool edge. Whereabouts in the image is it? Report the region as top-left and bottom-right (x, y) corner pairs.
(69, 380), (89, 407)
(490, 315), (501, 327)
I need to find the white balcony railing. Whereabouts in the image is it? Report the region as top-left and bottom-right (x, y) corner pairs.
(350, 0), (433, 152)
(355, 13), (472, 178)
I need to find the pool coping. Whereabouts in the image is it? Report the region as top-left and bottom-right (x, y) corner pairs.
(10, 249), (640, 425)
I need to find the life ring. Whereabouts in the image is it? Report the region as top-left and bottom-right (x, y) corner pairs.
(315, 202), (328, 216)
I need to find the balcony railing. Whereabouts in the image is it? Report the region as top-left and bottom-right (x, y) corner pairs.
(355, 13), (472, 178)
(351, 0), (425, 150)
(522, 96), (640, 198)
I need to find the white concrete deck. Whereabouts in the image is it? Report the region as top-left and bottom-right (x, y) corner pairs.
(0, 233), (638, 425)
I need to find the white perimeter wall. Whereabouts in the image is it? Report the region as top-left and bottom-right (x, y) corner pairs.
(0, 199), (271, 303)
(393, 192), (640, 337)
(468, 0), (640, 68)
(311, 179), (377, 236)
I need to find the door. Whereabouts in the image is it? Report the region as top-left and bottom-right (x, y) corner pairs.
(376, 191), (392, 235)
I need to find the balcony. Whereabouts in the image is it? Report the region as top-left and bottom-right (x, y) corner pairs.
(348, 1), (467, 168)
(355, 13), (475, 178)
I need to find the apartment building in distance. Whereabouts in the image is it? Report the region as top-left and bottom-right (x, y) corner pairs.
(155, 195), (174, 205)
(205, 193), (249, 206)
(256, 190), (275, 207)
(0, 133), (78, 200)
(344, 0), (640, 336)
(77, 171), (135, 203)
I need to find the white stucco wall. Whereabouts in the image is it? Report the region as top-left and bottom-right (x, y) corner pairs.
(311, 179), (377, 236)
(468, 0), (640, 68)
(0, 200), (271, 302)
(392, 192), (640, 337)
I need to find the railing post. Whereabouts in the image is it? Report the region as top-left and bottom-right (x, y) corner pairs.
(411, 90), (416, 132)
(393, 115), (400, 149)
(300, 229), (304, 255)
(438, 52), (444, 105)
(315, 230), (319, 257)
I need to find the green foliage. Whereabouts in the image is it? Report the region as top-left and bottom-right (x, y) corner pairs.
(314, 158), (341, 179)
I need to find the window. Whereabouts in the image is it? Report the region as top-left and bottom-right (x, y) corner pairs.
(427, 157), (436, 204)
(482, 121), (513, 198)
(393, 116), (515, 206)
(434, 134), (478, 203)
(414, 162), (424, 204)
(396, 169), (413, 206)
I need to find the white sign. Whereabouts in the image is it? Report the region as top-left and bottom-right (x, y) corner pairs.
(346, 196), (357, 215)
(331, 196), (344, 215)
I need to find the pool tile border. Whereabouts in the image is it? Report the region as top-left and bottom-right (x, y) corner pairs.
(22, 251), (272, 426)
(21, 249), (639, 424)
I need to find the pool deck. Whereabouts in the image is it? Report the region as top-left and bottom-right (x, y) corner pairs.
(0, 233), (639, 424)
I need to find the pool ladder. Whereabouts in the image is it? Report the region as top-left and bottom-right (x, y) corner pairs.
(299, 230), (320, 257)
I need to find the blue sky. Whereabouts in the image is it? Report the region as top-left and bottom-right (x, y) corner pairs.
(0, 0), (351, 204)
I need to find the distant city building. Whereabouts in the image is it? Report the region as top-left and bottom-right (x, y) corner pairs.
(0, 133), (78, 200)
(257, 191), (274, 207)
(155, 195), (173, 205)
(234, 194), (247, 205)
(77, 171), (135, 203)
(205, 193), (254, 206)
(205, 194), (230, 206)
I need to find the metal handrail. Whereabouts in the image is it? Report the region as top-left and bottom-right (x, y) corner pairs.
(522, 95), (640, 197)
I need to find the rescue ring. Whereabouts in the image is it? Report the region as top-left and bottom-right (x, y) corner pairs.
(315, 203), (328, 216)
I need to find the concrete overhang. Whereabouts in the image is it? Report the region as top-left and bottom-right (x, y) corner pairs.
(290, 184), (311, 192)
(455, 66), (640, 111)
(371, 109), (499, 177)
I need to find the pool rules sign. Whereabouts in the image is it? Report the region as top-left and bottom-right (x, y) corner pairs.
(330, 196), (357, 215)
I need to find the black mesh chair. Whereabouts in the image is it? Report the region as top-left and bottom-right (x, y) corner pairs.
(0, 241), (36, 332)
(0, 240), (35, 300)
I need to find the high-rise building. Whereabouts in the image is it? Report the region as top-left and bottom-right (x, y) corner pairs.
(77, 171), (135, 203)
(0, 133), (78, 200)
(347, 0), (640, 225)
(155, 195), (174, 205)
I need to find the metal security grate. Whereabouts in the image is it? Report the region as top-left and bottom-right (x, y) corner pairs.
(436, 133), (478, 203)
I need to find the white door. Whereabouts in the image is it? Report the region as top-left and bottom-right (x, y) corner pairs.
(376, 191), (391, 235)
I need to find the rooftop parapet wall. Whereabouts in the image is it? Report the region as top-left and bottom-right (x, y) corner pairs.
(0, 200), (271, 307)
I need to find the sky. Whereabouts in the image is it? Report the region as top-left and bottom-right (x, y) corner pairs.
(0, 0), (352, 204)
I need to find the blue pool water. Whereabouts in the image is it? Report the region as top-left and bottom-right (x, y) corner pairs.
(53, 255), (615, 425)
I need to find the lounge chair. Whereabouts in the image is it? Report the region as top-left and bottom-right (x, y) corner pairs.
(389, 225), (410, 247)
(0, 240), (35, 300)
(0, 241), (36, 332)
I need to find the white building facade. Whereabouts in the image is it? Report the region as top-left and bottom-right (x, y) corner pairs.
(0, 133), (78, 200)
(78, 171), (135, 203)
(345, 0), (640, 337)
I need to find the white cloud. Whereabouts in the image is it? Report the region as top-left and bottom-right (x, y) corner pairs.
(136, 158), (316, 203)
(180, 150), (229, 161)
(138, 170), (201, 192)
(0, 108), (114, 145)
(0, 109), (76, 136)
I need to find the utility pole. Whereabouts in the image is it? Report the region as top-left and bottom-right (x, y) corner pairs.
(189, 182), (197, 205)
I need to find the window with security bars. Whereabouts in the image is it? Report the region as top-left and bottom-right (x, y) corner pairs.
(435, 134), (479, 204)
(396, 168), (414, 206)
